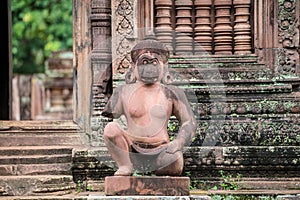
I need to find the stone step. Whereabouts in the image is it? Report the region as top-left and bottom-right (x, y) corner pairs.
(0, 133), (82, 146)
(192, 189), (300, 198)
(239, 179), (300, 190)
(0, 146), (74, 176)
(0, 121), (83, 147)
(169, 62), (266, 71)
(0, 146), (73, 156)
(181, 83), (293, 94)
(0, 195), (211, 200)
(0, 191), (299, 200)
(105, 176), (190, 196)
(0, 175), (75, 196)
(0, 154), (71, 165)
(0, 121), (80, 131)
(170, 63), (267, 73)
(184, 146), (300, 171)
(207, 190), (300, 197)
(198, 178), (300, 191)
(0, 163), (72, 176)
(169, 54), (259, 64)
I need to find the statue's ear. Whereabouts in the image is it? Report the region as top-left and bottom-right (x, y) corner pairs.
(162, 68), (173, 84)
(125, 67), (136, 84)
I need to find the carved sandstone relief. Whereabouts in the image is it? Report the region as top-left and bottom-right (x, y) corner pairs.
(276, 0), (300, 77)
(112, 0), (136, 78)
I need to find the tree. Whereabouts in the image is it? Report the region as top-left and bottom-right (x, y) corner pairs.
(11, 0), (73, 74)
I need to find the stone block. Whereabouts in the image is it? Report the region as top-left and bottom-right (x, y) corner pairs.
(105, 176), (190, 196)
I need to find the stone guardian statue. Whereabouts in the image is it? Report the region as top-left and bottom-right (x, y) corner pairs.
(102, 36), (196, 176)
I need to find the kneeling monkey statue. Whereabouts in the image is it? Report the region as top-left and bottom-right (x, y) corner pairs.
(102, 36), (196, 176)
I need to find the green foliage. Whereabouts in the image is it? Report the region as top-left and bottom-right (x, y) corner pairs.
(86, 185), (92, 192)
(185, 170), (243, 191)
(189, 180), (198, 190)
(75, 180), (92, 194)
(12, 0), (73, 74)
(167, 121), (177, 132)
(185, 171), (199, 190)
(132, 170), (155, 176)
(296, 135), (300, 142)
(219, 170), (242, 190)
(75, 180), (83, 194)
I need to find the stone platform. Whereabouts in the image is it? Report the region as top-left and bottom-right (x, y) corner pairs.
(0, 195), (211, 200)
(105, 176), (190, 196)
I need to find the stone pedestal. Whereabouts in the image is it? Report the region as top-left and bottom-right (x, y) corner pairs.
(105, 176), (190, 196)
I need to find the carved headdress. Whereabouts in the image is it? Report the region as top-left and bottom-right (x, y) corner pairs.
(130, 34), (169, 64)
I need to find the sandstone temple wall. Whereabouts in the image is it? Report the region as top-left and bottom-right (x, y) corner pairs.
(1, 0), (299, 192)
(71, 0), (300, 187)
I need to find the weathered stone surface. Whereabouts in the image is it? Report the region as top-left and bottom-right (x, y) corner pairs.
(0, 121), (82, 147)
(105, 176), (190, 196)
(0, 146), (75, 176)
(0, 122), (81, 196)
(277, 194), (300, 200)
(0, 175), (75, 196)
(205, 189), (300, 196)
(0, 195), (211, 200)
(73, 146), (300, 181)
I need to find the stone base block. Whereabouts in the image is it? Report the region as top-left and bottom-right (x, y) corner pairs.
(105, 176), (190, 196)
(83, 196), (211, 200)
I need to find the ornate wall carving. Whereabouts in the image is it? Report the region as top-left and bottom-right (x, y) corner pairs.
(112, 0), (136, 77)
(276, 0), (300, 77)
(168, 118), (300, 146)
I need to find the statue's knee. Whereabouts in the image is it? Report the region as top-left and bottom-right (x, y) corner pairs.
(169, 151), (183, 167)
(155, 151), (184, 175)
(158, 150), (183, 164)
(103, 122), (122, 139)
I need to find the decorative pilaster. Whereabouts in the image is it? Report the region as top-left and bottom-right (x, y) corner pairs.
(90, 0), (112, 146)
(194, 0), (213, 54)
(112, 0), (135, 76)
(175, 0), (193, 55)
(276, 0), (300, 77)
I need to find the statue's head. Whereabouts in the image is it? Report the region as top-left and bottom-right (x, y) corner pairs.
(125, 35), (171, 85)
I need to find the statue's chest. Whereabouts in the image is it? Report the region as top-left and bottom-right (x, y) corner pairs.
(125, 90), (171, 119)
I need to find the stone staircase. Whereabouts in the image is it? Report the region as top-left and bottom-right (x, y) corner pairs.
(0, 121), (83, 197)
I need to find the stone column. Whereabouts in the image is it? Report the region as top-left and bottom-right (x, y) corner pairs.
(194, 0), (213, 54)
(90, 0), (112, 146)
(233, 0), (252, 55)
(175, 0), (193, 55)
(155, 0), (174, 54)
(214, 0), (233, 55)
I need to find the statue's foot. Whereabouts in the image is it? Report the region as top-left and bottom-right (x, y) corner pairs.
(114, 166), (133, 176)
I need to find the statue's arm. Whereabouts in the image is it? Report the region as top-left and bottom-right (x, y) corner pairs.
(167, 86), (196, 152)
(101, 86), (124, 119)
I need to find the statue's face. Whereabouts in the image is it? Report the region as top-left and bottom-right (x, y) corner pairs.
(135, 52), (164, 85)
